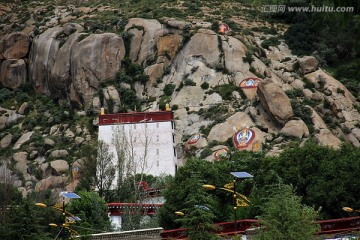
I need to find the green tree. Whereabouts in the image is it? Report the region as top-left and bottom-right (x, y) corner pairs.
(76, 143), (98, 191)
(273, 142), (360, 219)
(4, 198), (54, 240)
(96, 140), (116, 198)
(256, 184), (320, 240)
(66, 191), (111, 235)
(158, 158), (239, 230)
(175, 175), (219, 240)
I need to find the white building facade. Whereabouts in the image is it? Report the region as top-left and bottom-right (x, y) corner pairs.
(98, 111), (177, 189)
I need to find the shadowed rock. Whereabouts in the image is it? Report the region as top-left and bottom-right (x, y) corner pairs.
(257, 78), (293, 126)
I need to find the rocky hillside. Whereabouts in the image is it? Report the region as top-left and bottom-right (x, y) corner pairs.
(1, 0), (360, 197)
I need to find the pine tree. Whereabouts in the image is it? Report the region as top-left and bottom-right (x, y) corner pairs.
(176, 174), (220, 240)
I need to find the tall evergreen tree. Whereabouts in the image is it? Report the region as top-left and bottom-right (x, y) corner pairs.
(175, 175), (219, 240)
(4, 198), (52, 240)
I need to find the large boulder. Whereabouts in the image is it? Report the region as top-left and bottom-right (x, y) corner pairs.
(298, 56), (318, 74)
(173, 29), (220, 72)
(13, 152), (29, 177)
(49, 30), (83, 98)
(0, 108), (24, 130)
(0, 32), (30, 59)
(305, 69), (357, 109)
(29, 26), (64, 95)
(50, 149), (69, 158)
(13, 131), (33, 150)
(0, 133), (12, 148)
(0, 59), (27, 89)
(144, 63), (165, 83)
(50, 160), (69, 175)
(35, 175), (68, 191)
(222, 36), (251, 80)
(208, 112), (255, 142)
(307, 106), (327, 130)
(257, 78), (293, 125)
(184, 134), (208, 150)
(125, 18), (163, 65)
(103, 86), (121, 113)
(280, 119), (309, 139)
(315, 129), (342, 149)
(71, 33), (125, 106)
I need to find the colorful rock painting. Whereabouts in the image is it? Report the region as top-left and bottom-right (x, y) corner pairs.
(34, 179), (51, 192)
(233, 128), (255, 149)
(213, 148), (229, 160)
(72, 165), (80, 180)
(219, 23), (230, 34)
(240, 77), (261, 99)
(187, 133), (201, 144)
(251, 140), (261, 152)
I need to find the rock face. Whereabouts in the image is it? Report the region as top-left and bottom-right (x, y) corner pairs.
(257, 78), (293, 125)
(174, 29), (220, 71)
(71, 33), (125, 106)
(103, 86), (121, 113)
(125, 18), (163, 65)
(315, 129), (342, 149)
(29, 24), (124, 107)
(298, 56), (318, 74)
(280, 119), (309, 139)
(13, 131), (34, 150)
(184, 134), (208, 150)
(49, 32), (83, 98)
(29, 26), (64, 95)
(0, 108), (24, 130)
(50, 160), (69, 175)
(157, 34), (183, 60)
(208, 112), (254, 142)
(0, 133), (12, 148)
(50, 149), (69, 158)
(0, 32), (30, 59)
(0, 59), (27, 89)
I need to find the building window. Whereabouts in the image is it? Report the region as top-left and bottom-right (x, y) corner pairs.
(156, 149), (159, 155)
(157, 122), (159, 128)
(172, 134), (175, 143)
(173, 147), (176, 157)
(157, 160), (159, 167)
(157, 135), (159, 142)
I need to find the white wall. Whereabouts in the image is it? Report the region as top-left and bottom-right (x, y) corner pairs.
(98, 121), (177, 189)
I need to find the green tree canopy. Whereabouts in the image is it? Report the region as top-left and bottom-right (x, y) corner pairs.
(66, 191), (111, 236)
(256, 184), (320, 240)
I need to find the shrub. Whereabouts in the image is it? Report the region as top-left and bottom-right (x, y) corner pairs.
(285, 89), (304, 98)
(0, 88), (14, 103)
(212, 84), (240, 101)
(183, 79), (196, 86)
(200, 82), (209, 90)
(200, 148), (212, 159)
(243, 51), (254, 64)
(261, 37), (280, 49)
(163, 84), (176, 96)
